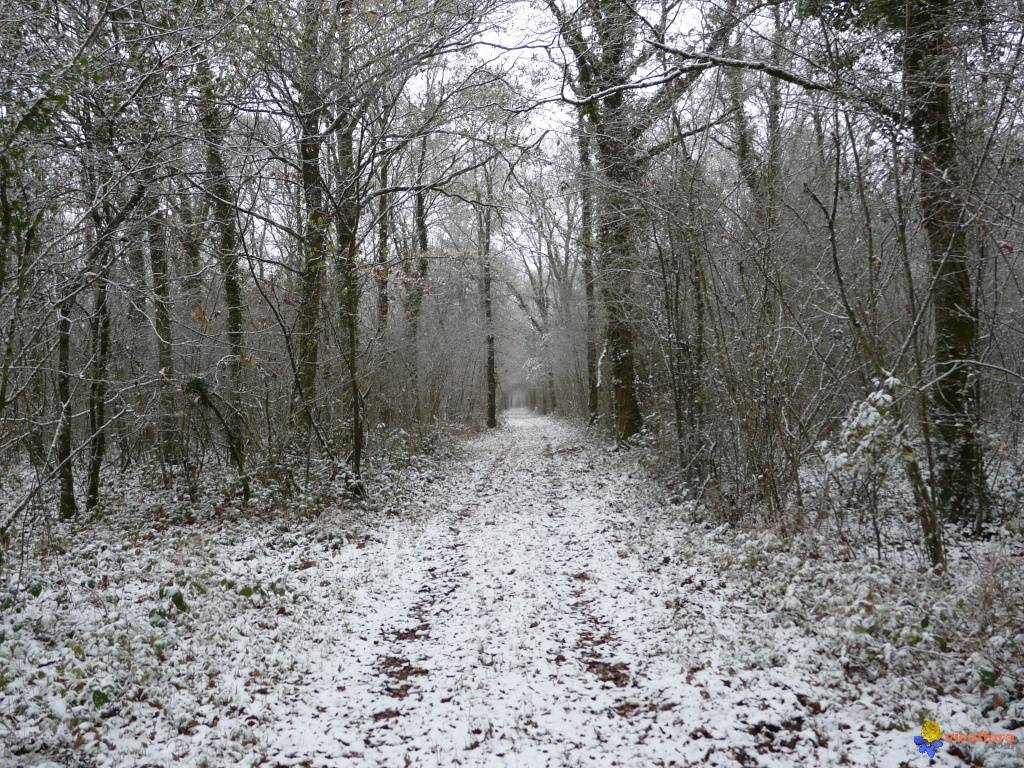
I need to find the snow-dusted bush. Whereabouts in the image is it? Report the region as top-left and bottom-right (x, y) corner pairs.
(822, 377), (904, 481)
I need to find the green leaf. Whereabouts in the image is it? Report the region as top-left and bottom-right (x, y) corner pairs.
(980, 669), (1000, 689)
(92, 689), (109, 708)
(921, 616), (929, 629)
(171, 591), (188, 613)
(238, 586), (254, 598)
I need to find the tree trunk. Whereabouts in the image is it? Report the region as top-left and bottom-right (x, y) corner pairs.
(685, 210), (707, 473)
(479, 204), (497, 428)
(0, 201), (35, 426)
(904, 0), (985, 529)
(335, 126), (364, 481)
(0, 157), (14, 296)
(57, 298), (77, 519)
(289, 2), (327, 431)
(200, 75), (249, 500)
(374, 161), (392, 428)
(577, 114), (599, 424)
(590, 79), (643, 441)
(595, 129), (643, 441)
(375, 161), (390, 335)
(86, 233), (112, 512)
(176, 177), (205, 302)
(406, 135), (430, 421)
(145, 183), (178, 464)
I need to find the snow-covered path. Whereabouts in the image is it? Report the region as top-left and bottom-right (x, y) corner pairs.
(5, 411), (963, 767)
(247, 412), (890, 767)
(268, 409), (715, 765)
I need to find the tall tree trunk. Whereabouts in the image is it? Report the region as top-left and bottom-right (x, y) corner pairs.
(200, 74), (249, 500)
(685, 203), (707, 473)
(86, 229), (112, 512)
(0, 202), (36, 426)
(124, 216), (148, 317)
(577, 114), (599, 424)
(0, 157), (14, 296)
(176, 176), (205, 302)
(374, 161), (392, 428)
(57, 297), (77, 519)
(904, 0), (986, 529)
(145, 182), (178, 464)
(406, 135), (430, 421)
(289, 1), (327, 431)
(375, 161), (390, 335)
(653, 223), (688, 469)
(335, 125), (364, 482)
(595, 104), (643, 440)
(478, 203), (497, 428)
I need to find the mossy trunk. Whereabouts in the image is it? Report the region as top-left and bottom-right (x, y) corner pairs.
(904, 0), (986, 529)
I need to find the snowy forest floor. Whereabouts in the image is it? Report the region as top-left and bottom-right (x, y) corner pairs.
(2, 411), (1023, 767)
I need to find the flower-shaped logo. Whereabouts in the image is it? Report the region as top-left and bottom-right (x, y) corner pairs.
(914, 720), (944, 759)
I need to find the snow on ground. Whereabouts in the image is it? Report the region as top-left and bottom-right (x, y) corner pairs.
(2, 411), (1022, 767)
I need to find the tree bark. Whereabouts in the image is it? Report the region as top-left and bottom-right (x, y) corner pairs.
(57, 297), (77, 519)
(177, 194), (204, 301)
(405, 135), (430, 421)
(904, 0), (986, 528)
(0, 157), (14, 296)
(289, 1), (327, 431)
(479, 201), (497, 428)
(86, 222), (112, 512)
(200, 74), (249, 500)
(335, 125), (364, 482)
(595, 111), (643, 441)
(375, 161), (390, 335)
(145, 180), (179, 464)
(577, 113), (599, 424)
